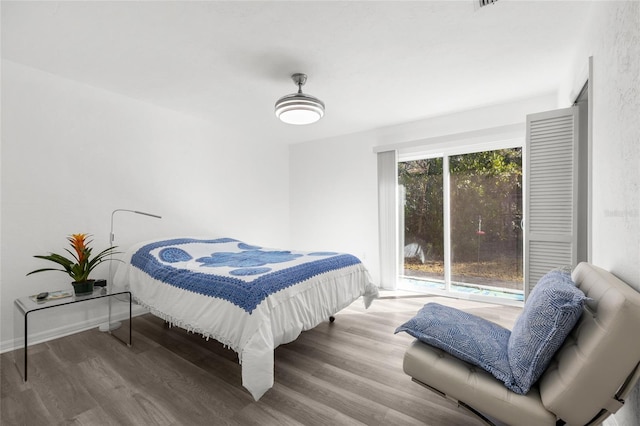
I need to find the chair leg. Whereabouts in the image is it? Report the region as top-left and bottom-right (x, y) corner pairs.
(411, 378), (497, 426)
(458, 401), (498, 426)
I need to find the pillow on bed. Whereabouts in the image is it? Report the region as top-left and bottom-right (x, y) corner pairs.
(395, 303), (520, 392)
(508, 269), (587, 394)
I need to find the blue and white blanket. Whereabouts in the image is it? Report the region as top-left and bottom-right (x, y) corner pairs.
(113, 238), (378, 400)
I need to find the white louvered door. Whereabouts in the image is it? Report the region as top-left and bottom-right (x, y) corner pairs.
(525, 107), (580, 296)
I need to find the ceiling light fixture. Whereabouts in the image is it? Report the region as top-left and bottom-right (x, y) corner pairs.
(275, 73), (325, 125)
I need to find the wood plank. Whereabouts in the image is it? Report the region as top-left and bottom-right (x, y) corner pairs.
(0, 295), (521, 425)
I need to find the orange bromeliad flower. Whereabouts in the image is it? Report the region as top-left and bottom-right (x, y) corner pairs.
(69, 233), (89, 263)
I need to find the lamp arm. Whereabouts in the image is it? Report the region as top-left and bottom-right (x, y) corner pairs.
(110, 209), (163, 245)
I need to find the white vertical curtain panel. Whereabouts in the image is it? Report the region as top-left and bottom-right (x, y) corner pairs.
(377, 150), (398, 290)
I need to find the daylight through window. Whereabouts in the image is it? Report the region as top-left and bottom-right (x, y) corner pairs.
(398, 148), (524, 302)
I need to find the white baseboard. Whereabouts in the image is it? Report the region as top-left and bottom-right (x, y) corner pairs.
(0, 305), (147, 354)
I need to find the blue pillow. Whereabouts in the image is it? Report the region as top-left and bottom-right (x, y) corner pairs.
(508, 270), (587, 394)
(395, 303), (520, 392)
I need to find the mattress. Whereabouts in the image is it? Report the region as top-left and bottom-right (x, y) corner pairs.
(112, 237), (378, 399)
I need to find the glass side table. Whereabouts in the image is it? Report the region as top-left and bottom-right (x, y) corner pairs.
(13, 288), (132, 381)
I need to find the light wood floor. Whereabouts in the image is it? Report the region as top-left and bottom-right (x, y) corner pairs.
(1, 294), (521, 425)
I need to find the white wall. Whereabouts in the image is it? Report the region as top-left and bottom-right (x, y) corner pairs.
(0, 61), (290, 351)
(561, 2), (640, 424)
(587, 1), (640, 285)
(290, 131), (381, 282)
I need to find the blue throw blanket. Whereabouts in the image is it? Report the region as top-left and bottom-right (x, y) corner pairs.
(131, 238), (362, 314)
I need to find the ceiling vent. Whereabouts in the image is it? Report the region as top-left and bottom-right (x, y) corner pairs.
(478, 0), (499, 7)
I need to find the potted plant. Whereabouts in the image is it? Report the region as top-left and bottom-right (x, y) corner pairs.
(27, 233), (120, 295)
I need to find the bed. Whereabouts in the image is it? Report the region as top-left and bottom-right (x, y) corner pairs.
(112, 237), (378, 400)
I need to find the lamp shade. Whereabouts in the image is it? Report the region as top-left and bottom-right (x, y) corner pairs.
(275, 93), (325, 125)
(275, 73), (325, 125)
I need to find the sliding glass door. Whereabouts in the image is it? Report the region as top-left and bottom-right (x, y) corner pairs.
(399, 148), (524, 302)
(399, 158), (445, 286)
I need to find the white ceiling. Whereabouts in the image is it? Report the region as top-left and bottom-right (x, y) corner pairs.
(2, 1), (594, 146)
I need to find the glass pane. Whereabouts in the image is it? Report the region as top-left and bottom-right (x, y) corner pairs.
(449, 149), (523, 298)
(398, 158), (445, 291)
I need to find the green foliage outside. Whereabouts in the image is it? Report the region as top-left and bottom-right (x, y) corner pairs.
(399, 149), (523, 283)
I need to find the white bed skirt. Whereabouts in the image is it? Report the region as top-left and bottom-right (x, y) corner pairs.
(114, 243), (378, 400)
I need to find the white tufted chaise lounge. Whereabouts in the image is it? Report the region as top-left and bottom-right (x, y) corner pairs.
(401, 262), (640, 425)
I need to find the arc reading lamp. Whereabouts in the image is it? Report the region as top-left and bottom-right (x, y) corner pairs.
(99, 209), (162, 332)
